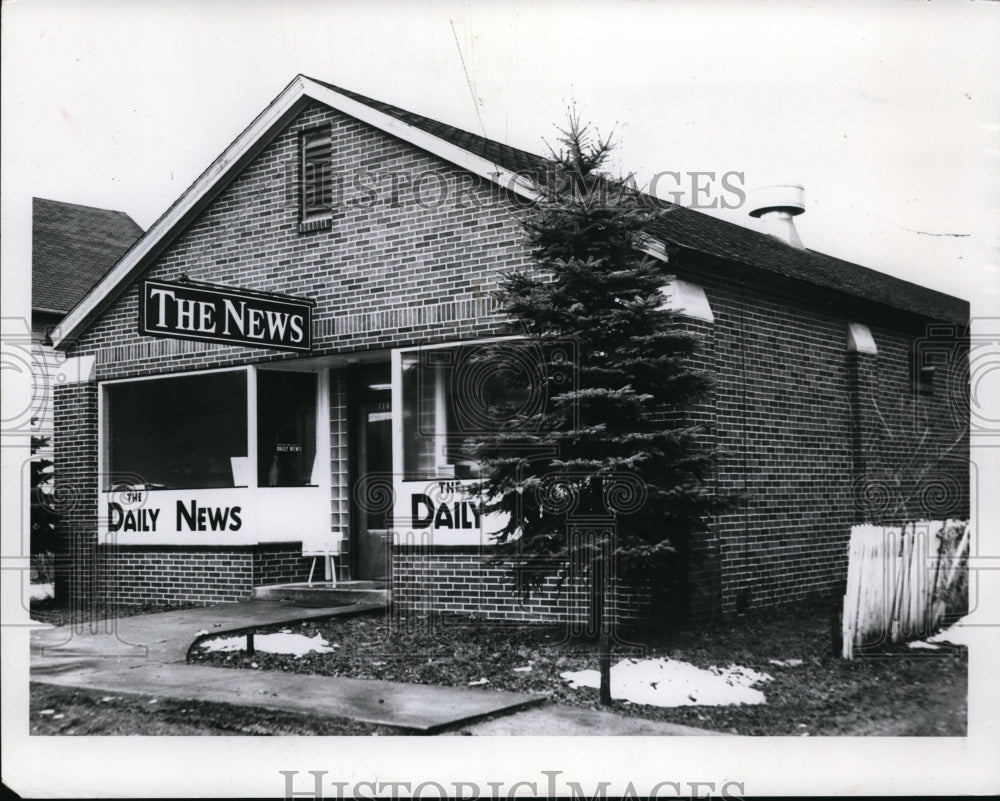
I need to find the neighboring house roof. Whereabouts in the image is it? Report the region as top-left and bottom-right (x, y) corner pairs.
(52, 75), (966, 348)
(33, 198), (144, 316)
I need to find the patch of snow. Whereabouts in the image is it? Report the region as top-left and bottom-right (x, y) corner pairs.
(560, 658), (773, 707)
(767, 658), (803, 667)
(29, 583), (53, 600)
(39, 709), (55, 715)
(195, 630), (209, 636)
(467, 678), (489, 686)
(199, 631), (338, 656)
(512, 665), (532, 673)
(53, 714), (65, 720)
(908, 641), (941, 650)
(928, 616), (980, 648)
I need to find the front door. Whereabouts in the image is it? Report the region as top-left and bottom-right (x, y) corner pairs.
(349, 366), (392, 581)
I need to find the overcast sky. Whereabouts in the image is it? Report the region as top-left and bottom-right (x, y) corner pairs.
(2, 0), (999, 311)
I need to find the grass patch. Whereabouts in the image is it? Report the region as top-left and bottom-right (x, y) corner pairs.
(29, 683), (401, 736)
(189, 601), (966, 736)
(29, 597), (206, 628)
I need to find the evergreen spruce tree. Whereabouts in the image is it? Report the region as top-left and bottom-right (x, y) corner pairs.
(468, 113), (724, 703)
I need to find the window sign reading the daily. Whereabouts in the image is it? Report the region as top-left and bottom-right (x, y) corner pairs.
(394, 344), (517, 545)
(393, 478), (505, 547)
(139, 279), (313, 352)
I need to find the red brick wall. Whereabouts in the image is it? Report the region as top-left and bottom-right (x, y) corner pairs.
(102, 548), (254, 604)
(69, 101), (531, 378)
(53, 381), (100, 611)
(676, 257), (968, 619)
(253, 543), (314, 586)
(391, 549), (650, 626)
(90, 544), (313, 605)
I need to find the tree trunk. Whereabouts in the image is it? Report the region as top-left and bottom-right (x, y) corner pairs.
(595, 547), (612, 705)
(598, 628), (612, 705)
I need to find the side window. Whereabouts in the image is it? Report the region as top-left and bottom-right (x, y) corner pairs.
(401, 344), (534, 481)
(301, 126), (332, 224)
(914, 341), (948, 396)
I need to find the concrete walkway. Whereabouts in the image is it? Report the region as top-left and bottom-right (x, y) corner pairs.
(30, 601), (718, 735)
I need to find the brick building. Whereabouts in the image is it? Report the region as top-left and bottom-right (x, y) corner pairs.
(50, 75), (969, 622)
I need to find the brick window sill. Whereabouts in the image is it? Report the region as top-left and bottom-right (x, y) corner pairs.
(299, 217), (332, 233)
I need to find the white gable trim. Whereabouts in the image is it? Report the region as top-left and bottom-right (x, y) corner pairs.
(53, 75), (670, 348)
(52, 75), (314, 349)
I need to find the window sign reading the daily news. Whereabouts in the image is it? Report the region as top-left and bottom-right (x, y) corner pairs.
(101, 368), (326, 545)
(139, 279), (313, 352)
(394, 345), (516, 546)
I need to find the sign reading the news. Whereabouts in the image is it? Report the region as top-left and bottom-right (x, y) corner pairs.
(139, 279), (313, 352)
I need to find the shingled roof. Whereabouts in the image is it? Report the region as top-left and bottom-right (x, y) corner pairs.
(33, 197), (144, 316)
(313, 78), (968, 325)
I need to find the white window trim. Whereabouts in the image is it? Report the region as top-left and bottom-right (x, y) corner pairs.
(98, 364), (328, 493)
(391, 335), (525, 483)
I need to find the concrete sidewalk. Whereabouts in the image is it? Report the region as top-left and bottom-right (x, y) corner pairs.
(31, 598), (382, 663)
(30, 601), (719, 735)
(32, 660), (543, 734)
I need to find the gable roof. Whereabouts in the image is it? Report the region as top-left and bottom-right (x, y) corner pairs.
(645, 209), (968, 325)
(33, 198), (143, 316)
(309, 79), (550, 176)
(316, 80), (967, 325)
(52, 75), (966, 348)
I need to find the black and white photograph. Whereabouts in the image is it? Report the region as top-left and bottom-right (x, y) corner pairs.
(2, 1), (998, 797)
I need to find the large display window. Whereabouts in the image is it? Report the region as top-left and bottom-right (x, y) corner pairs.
(106, 370), (248, 490)
(99, 366), (330, 546)
(257, 370), (318, 486)
(394, 340), (522, 545)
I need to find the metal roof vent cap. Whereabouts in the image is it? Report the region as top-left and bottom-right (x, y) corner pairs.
(749, 183), (805, 249)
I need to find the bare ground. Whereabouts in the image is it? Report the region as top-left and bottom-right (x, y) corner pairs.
(188, 600), (967, 736)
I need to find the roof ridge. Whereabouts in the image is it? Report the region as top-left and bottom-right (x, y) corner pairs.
(303, 76), (550, 168)
(302, 80), (965, 311)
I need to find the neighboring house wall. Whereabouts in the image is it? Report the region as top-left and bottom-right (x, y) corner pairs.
(30, 312), (64, 460)
(32, 197), (143, 478)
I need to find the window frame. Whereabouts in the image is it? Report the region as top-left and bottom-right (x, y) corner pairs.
(913, 341), (947, 397)
(393, 335), (526, 483)
(99, 364), (325, 492)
